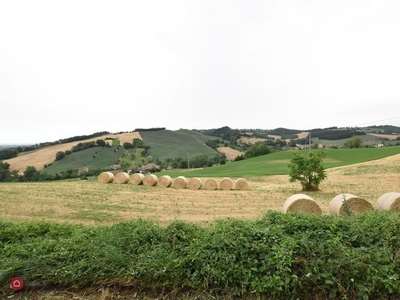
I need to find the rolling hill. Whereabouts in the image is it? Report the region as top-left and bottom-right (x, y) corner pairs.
(3, 126), (400, 175)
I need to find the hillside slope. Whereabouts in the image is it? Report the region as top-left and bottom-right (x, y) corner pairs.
(139, 129), (218, 161)
(4, 132), (141, 173)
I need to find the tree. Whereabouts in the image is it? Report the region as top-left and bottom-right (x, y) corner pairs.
(123, 142), (133, 149)
(346, 135), (363, 148)
(0, 161), (11, 182)
(288, 151), (327, 191)
(244, 143), (272, 159)
(22, 166), (40, 182)
(55, 151), (65, 161)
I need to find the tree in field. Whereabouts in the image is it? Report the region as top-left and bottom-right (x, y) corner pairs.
(288, 151), (327, 191)
(346, 135), (362, 148)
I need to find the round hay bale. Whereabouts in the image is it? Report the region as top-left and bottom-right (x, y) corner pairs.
(283, 194), (322, 215)
(114, 172), (130, 184)
(158, 175), (173, 188)
(129, 173), (144, 185)
(329, 193), (374, 216)
(188, 178), (202, 190)
(98, 172), (114, 183)
(220, 178), (233, 191)
(377, 192), (400, 212)
(234, 178), (249, 190)
(204, 178), (218, 191)
(173, 176), (187, 189)
(143, 174), (158, 186)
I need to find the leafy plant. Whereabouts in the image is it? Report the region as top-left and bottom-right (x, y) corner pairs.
(288, 151), (327, 191)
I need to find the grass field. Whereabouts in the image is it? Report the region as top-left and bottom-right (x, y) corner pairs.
(1, 150), (400, 299)
(160, 146), (400, 177)
(139, 129), (219, 161)
(43, 147), (123, 174)
(1, 151), (399, 226)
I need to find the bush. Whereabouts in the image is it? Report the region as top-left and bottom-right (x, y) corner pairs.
(1, 212), (400, 299)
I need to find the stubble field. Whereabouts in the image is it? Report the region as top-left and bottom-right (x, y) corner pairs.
(1, 154), (399, 226)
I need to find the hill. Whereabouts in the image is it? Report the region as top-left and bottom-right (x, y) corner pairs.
(4, 132), (141, 173)
(158, 146), (400, 177)
(139, 129), (219, 161)
(3, 125), (400, 175)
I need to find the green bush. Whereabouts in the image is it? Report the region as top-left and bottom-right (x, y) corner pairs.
(1, 212), (400, 299)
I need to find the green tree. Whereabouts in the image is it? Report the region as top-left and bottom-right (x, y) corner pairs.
(22, 166), (40, 182)
(55, 151), (65, 161)
(288, 151), (327, 191)
(346, 135), (363, 148)
(244, 143), (272, 159)
(0, 161), (11, 182)
(123, 142), (133, 149)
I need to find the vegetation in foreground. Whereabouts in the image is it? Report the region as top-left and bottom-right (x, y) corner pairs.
(1, 212), (400, 299)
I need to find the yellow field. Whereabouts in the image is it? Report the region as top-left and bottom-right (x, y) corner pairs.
(217, 146), (244, 160)
(4, 132), (141, 173)
(1, 154), (399, 226)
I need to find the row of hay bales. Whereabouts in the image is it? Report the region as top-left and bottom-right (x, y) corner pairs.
(98, 172), (249, 190)
(283, 193), (400, 215)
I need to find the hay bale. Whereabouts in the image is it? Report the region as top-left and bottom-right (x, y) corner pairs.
(204, 178), (218, 191)
(158, 175), (173, 188)
(329, 193), (374, 216)
(377, 192), (400, 212)
(129, 173), (144, 185)
(234, 178), (249, 190)
(283, 194), (322, 214)
(173, 176), (187, 189)
(220, 178), (233, 191)
(114, 172), (130, 184)
(98, 172), (114, 183)
(188, 178), (202, 190)
(143, 174), (158, 186)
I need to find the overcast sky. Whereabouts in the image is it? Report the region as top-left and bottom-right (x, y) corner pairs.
(1, 1), (400, 144)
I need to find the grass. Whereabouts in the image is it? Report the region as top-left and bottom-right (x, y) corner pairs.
(1, 150), (400, 226)
(43, 147), (123, 174)
(1, 149), (400, 299)
(140, 129), (219, 161)
(159, 146), (400, 177)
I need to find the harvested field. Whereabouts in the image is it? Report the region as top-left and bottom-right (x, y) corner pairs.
(1, 154), (399, 226)
(217, 147), (243, 160)
(367, 133), (400, 140)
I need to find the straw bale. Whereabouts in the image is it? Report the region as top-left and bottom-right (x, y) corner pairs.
(158, 175), (173, 188)
(143, 174), (158, 186)
(377, 192), (400, 212)
(204, 178), (218, 191)
(188, 178), (202, 190)
(234, 178), (249, 190)
(114, 172), (130, 184)
(220, 178), (233, 191)
(129, 173), (144, 185)
(283, 194), (322, 214)
(329, 193), (374, 216)
(173, 176), (188, 189)
(98, 172), (114, 183)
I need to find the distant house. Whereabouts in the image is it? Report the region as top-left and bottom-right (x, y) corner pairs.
(138, 163), (160, 173)
(110, 164), (121, 170)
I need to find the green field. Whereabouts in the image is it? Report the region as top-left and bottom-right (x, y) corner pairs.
(139, 129), (219, 161)
(43, 147), (123, 174)
(314, 133), (396, 147)
(159, 146), (400, 177)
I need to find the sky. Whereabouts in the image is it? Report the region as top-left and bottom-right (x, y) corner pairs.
(1, 1), (400, 144)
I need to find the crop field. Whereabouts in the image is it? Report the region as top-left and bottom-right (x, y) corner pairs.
(1, 153), (400, 226)
(1, 152), (400, 299)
